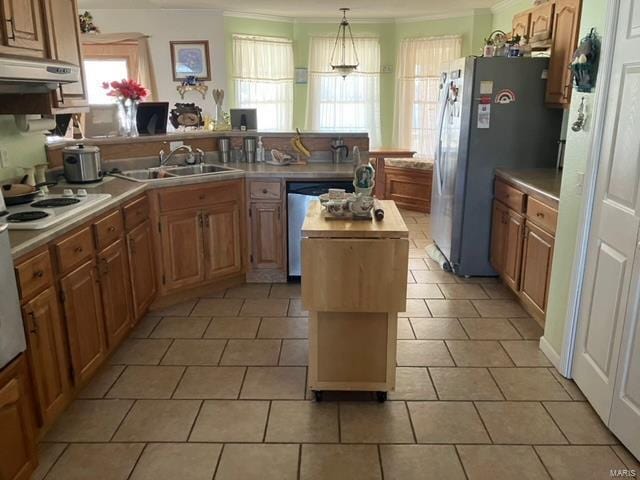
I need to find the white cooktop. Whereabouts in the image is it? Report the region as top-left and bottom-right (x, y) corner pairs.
(0, 192), (112, 230)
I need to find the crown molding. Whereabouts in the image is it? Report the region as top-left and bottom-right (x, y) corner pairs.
(490, 0), (528, 14)
(222, 10), (295, 23)
(395, 10), (477, 22)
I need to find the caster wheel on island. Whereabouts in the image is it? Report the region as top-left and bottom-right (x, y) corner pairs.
(313, 390), (324, 402)
(376, 391), (387, 403)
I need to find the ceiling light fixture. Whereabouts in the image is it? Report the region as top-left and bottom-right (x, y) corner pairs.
(330, 7), (359, 79)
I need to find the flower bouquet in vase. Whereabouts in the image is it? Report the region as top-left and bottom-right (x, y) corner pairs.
(102, 79), (149, 137)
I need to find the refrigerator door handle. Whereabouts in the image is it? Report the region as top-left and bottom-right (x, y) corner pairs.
(434, 81), (451, 193)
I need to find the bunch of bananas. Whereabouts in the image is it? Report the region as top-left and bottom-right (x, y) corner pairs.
(291, 128), (312, 158)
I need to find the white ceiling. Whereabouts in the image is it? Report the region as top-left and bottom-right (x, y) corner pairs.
(77, 0), (503, 21)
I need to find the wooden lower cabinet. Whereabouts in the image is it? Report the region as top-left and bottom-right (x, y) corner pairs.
(0, 354), (37, 480)
(60, 260), (106, 386)
(250, 202), (284, 271)
(160, 210), (206, 292)
(490, 201), (507, 273)
(520, 221), (555, 316)
(384, 166), (433, 213)
(22, 286), (71, 427)
(98, 239), (133, 349)
(203, 202), (243, 278)
(503, 208), (525, 291)
(127, 219), (157, 321)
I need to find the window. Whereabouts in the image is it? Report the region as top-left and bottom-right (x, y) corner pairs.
(233, 35), (294, 131)
(82, 42), (138, 105)
(393, 36), (462, 159)
(306, 36), (381, 148)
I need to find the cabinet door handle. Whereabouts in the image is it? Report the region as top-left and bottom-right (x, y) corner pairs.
(277, 206), (281, 220)
(199, 213), (204, 228)
(563, 84), (571, 99)
(6, 18), (15, 40)
(107, 226), (116, 232)
(33, 269), (44, 278)
(536, 212), (545, 218)
(262, 188), (268, 194)
(74, 246), (83, 254)
(28, 311), (38, 335)
(204, 215), (210, 228)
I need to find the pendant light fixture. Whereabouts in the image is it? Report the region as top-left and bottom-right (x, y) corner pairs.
(330, 8), (359, 78)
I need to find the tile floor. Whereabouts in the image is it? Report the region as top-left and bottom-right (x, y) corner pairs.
(34, 210), (639, 480)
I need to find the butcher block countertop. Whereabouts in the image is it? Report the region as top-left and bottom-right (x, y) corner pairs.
(302, 200), (408, 239)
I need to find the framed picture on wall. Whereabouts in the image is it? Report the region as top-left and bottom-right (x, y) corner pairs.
(170, 40), (211, 81)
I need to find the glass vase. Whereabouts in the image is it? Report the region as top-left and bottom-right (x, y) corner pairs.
(117, 98), (139, 137)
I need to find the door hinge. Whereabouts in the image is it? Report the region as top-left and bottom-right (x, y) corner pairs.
(69, 364), (75, 380)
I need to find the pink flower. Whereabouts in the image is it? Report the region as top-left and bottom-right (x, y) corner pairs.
(101, 78), (149, 100)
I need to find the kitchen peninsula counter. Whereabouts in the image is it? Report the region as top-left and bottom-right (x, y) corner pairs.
(495, 168), (562, 209)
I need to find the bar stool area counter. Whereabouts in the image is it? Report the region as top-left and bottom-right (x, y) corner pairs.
(301, 200), (409, 402)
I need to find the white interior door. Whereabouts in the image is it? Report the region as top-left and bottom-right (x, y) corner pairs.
(572, 0), (640, 459)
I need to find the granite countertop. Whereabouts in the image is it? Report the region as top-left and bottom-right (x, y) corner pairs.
(495, 168), (562, 207)
(384, 158), (433, 171)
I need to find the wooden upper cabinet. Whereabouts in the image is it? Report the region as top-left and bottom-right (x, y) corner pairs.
(0, 0), (46, 57)
(546, 0), (582, 107)
(127, 219), (157, 320)
(160, 210), (206, 292)
(41, 0), (87, 107)
(0, 354), (37, 480)
(203, 202), (243, 279)
(250, 202), (284, 271)
(60, 260), (106, 386)
(520, 221), (555, 316)
(512, 10), (531, 39)
(98, 239), (133, 350)
(22, 286), (71, 428)
(530, 2), (555, 43)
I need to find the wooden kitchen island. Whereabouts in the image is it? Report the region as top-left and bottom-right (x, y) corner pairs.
(301, 200), (409, 401)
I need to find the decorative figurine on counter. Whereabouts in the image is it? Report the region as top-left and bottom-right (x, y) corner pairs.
(353, 146), (376, 197)
(571, 28), (601, 93)
(211, 89), (232, 130)
(177, 76), (208, 100)
(169, 103), (203, 129)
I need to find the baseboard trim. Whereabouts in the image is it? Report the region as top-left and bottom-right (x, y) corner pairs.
(539, 335), (561, 370)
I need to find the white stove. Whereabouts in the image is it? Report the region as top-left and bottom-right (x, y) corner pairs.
(0, 192), (112, 230)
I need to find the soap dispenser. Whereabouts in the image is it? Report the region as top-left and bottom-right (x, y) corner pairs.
(257, 136), (265, 163)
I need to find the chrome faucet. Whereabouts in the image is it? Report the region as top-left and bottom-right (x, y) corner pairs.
(159, 145), (197, 166)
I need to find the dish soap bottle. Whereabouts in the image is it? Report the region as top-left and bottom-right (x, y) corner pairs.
(256, 136), (265, 163)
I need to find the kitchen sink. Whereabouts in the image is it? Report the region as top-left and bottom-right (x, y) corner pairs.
(114, 163), (239, 182)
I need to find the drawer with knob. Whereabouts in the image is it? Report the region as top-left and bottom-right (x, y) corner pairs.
(123, 196), (150, 231)
(249, 181), (281, 201)
(158, 181), (241, 212)
(15, 251), (54, 302)
(494, 179), (525, 213)
(94, 210), (124, 251)
(526, 196), (558, 234)
(53, 227), (95, 274)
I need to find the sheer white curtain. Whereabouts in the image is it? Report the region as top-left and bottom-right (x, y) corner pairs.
(306, 36), (381, 148)
(233, 34), (294, 131)
(393, 36), (462, 159)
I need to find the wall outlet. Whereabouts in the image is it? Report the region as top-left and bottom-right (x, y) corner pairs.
(0, 148), (8, 168)
(169, 141), (184, 151)
(382, 65), (393, 74)
(576, 171), (585, 195)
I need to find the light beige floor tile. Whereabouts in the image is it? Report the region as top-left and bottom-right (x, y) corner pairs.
(240, 366), (307, 399)
(427, 299), (479, 317)
(160, 339), (226, 366)
(481, 283), (517, 299)
(113, 399), (201, 442)
(405, 284), (443, 299)
(476, 401), (567, 444)
(409, 248), (426, 258)
(408, 258), (429, 270)
(191, 298), (244, 316)
(224, 284), (271, 298)
(189, 400), (268, 442)
(288, 298), (309, 316)
(399, 299), (431, 317)
(612, 445), (640, 470)
(266, 400), (339, 443)
(109, 339), (172, 365)
(78, 365), (125, 399)
(44, 443), (143, 480)
(340, 401), (415, 443)
(548, 368), (586, 400)
(413, 238), (431, 249)
(407, 271), (416, 283)
(199, 287), (225, 298)
(240, 299), (290, 316)
(107, 366), (184, 399)
(412, 270), (458, 284)
(220, 339), (281, 366)
(438, 283), (489, 299)
(204, 317), (261, 339)
(544, 402), (618, 444)
(153, 300), (197, 316)
(173, 366), (245, 399)
(130, 315), (161, 338)
(490, 368), (571, 400)
(455, 276), (499, 285)
(458, 445), (551, 480)
(397, 318), (415, 339)
(408, 401), (490, 444)
(459, 318), (521, 340)
(130, 443), (222, 480)
(509, 317), (544, 339)
(429, 367), (503, 400)
(410, 318), (467, 339)
(501, 340), (552, 366)
(258, 316), (308, 338)
(216, 444), (299, 480)
(279, 339), (308, 366)
(472, 299), (528, 317)
(396, 340), (454, 366)
(536, 446), (626, 480)
(446, 340), (513, 367)
(269, 283), (302, 298)
(300, 444), (381, 480)
(32, 443), (66, 480)
(388, 367), (437, 400)
(45, 399), (133, 442)
(150, 316), (210, 339)
(380, 445), (466, 480)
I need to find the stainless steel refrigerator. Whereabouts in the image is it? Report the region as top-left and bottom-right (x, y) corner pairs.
(431, 56), (563, 277)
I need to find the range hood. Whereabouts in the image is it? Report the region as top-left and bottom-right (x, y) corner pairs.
(0, 56), (80, 94)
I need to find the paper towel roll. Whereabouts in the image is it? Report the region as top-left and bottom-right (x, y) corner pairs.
(14, 115), (56, 133)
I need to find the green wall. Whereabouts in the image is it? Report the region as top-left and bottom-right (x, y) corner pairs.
(543, 0), (609, 354)
(0, 115), (47, 183)
(491, 0), (534, 32)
